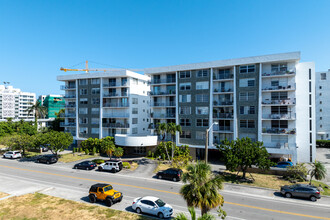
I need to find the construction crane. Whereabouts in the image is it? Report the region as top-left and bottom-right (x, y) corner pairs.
(60, 61), (143, 73)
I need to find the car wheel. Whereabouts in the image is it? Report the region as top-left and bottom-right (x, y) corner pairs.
(46, 161), (50, 164)
(112, 168), (116, 173)
(74, 166), (78, 169)
(10, 156), (13, 159)
(310, 196), (317, 202)
(173, 177), (177, 182)
(98, 167), (103, 171)
(136, 207), (142, 214)
(285, 193), (292, 198)
(105, 198), (113, 207)
(88, 194), (96, 203)
(158, 175), (162, 179)
(158, 212), (164, 219)
(86, 167), (89, 170)
(36, 159), (40, 163)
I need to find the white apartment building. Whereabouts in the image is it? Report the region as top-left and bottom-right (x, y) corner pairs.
(316, 70), (330, 140)
(145, 52), (316, 163)
(57, 70), (157, 154)
(0, 85), (35, 120)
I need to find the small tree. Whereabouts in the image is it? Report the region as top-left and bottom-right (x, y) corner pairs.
(101, 136), (115, 159)
(81, 138), (101, 152)
(156, 123), (170, 161)
(167, 123), (182, 164)
(218, 137), (274, 179)
(113, 147), (124, 158)
(1, 134), (35, 156)
(40, 131), (73, 156)
(309, 161), (327, 184)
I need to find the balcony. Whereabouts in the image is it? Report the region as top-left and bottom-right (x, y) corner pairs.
(262, 113), (296, 120)
(261, 99), (295, 105)
(64, 129), (76, 136)
(262, 70), (295, 78)
(150, 91), (176, 96)
(103, 103), (129, 108)
(213, 73), (234, 81)
(60, 122), (76, 127)
(102, 123), (130, 128)
(262, 127), (296, 135)
(213, 101), (233, 106)
(103, 113), (129, 118)
(264, 143), (296, 149)
(152, 113), (176, 118)
(103, 82), (129, 87)
(262, 85), (295, 92)
(63, 95), (76, 99)
(213, 113), (233, 119)
(60, 85), (76, 90)
(151, 101), (176, 107)
(213, 88), (233, 93)
(151, 78), (176, 85)
(213, 126), (233, 133)
(103, 93), (128, 98)
(65, 103), (76, 108)
(60, 113), (76, 118)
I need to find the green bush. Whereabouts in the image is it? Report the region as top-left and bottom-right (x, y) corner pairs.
(285, 163), (308, 182)
(122, 161), (131, 169)
(92, 159), (104, 164)
(92, 147), (96, 155)
(148, 151), (152, 157)
(161, 153), (166, 160)
(85, 148), (89, 155)
(316, 140), (330, 148)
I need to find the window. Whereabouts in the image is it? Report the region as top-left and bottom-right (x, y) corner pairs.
(92, 98), (100, 105)
(180, 119), (191, 126)
(132, 118), (138, 124)
(132, 127), (138, 134)
(196, 69), (209, 77)
(91, 78), (100, 84)
(239, 92), (255, 101)
(320, 93), (322, 96)
(320, 117), (323, 120)
(179, 71), (191, 79)
(239, 78), (255, 87)
(79, 108), (88, 114)
(132, 78), (138, 85)
(271, 106), (288, 114)
(196, 94), (209, 102)
(91, 108), (99, 114)
(196, 81), (209, 90)
(196, 131), (206, 140)
(132, 108), (138, 114)
(309, 82), (312, 93)
(132, 98), (138, 104)
(91, 128), (99, 134)
(271, 120), (288, 128)
(271, 80), (279, 87)
(196, 107), (208, 115)
(79, 127), (88, 134)
(271, 64), (287, 72)
(319, 86), (322, 89)
(321, 73), (327, 80)
(79, 98), (88, 105)
(240, 120), (255, 128)
(179, 107), (191, 115)
(179, 94), (191, 103)
(91, 118), (99, 125)
(79, 79), (88, 85)
(180, 131), (191, 139)
(179, 83), (191, 91)
(79, 118), (88, 124)
(240, 106), (255, 114)
(196, 119), (209, 127)
(239, 65), (255, 73)
(248, 79), (255, 87)
(92, 88), (100, 94)
(80, 88), (88, 95)
(309, 69), (312, 80)
(271, 92), (288, 100)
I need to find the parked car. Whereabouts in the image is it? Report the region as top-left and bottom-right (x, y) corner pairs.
(132, 196), (173, 219)
(36, 155), (58, 164)
(280, 184), (321, 201)
(88, 183), (123, 207)
(98, 160), (123, 172)
(3, 151), (22, 159)
(40, 146), (49, 152)
(73, 161), (97, 170)
(156, 168), (183, 182)
(275, 161), (293, 168)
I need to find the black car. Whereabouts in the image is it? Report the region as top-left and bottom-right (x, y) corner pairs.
(156, 168), (183, 182)
(37, 155), (58, 164)
(74, 161), (97, 170)
(280, 184), (321, 201)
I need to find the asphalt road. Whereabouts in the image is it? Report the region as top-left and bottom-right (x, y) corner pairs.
(0, 158), (329, 220)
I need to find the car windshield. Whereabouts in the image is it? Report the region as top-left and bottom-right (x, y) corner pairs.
(103, 185), (113, 192)
(87, 161), (94, 164)
(155, 199), (166, 207)
(7, 152), (13, 154)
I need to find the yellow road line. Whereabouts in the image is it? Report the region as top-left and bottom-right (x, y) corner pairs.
(1, 164), (329, 220)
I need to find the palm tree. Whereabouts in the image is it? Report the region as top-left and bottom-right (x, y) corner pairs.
(113, 147), (124, 158)
(180, 162), (224, 216)
(156, 122), (170, 161)
(26, 100), (47, 128)
(166, 122), (182, 163)
(309, 160), (327, 185)
(101, 137), (116, 159)
(175, 207), (216, 220)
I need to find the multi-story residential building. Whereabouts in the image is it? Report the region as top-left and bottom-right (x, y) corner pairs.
(38, 95), (65, 118)
(315, 70), (330, 140)
(57, 70), (156, 153)
(0, 85), (35, 120)
(145, 52), (315, 163)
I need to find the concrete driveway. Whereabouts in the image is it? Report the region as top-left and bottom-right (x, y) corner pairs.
(316, 148), (330, 185)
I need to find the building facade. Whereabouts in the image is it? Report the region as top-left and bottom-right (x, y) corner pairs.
(38, 95), (65, 118)
(315, 70), (330, 140)
(57, 70), (156, 153)
(0, 85), (35, 120)
(145, 52), (316, 163)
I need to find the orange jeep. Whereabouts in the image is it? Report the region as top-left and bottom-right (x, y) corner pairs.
(88, 183), (123, 207)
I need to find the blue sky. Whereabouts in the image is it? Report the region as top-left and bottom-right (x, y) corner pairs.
(1, 0), (330, 96)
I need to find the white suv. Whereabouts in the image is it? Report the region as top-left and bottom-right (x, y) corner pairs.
(132, 196), (173, 219)
(3, 151), (22, 159)
(98, 160), (123, 172)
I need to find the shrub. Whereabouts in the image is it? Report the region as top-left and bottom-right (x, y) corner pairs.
(92, 159), (104, 164)
(122, 161), (131, 169)
(84, 148), (89, 155)
(148, 151), (152, 157)
(92, 147), (96, 155)
(79, 147), (83, 153)
(316, 140), (330, 148)
(285, 163), (308, 182)
(161, 153), (166, 160)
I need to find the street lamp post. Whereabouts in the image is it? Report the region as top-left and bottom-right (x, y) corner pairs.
(205, 122), (218, 163)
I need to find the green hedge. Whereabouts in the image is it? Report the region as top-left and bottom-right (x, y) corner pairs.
(316, 140), (330, 148)
(92, 159), (105, 164)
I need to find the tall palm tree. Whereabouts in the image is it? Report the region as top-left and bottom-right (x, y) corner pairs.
(26, 100), (47, 128)
(167, 122), (182, 163)
(309, 160), (327, 185)
(101, 137), (116, 159)
(180, 162), (224, 216)
(156, 122), (170, 161)
(175, 207), (216, 220)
